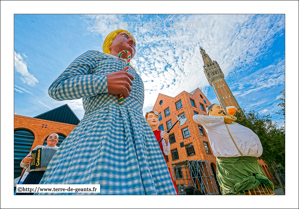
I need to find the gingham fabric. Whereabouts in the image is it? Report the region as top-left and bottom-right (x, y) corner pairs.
(36, 50), (177, 195)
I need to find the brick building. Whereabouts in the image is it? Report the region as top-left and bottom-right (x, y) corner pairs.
(152, 88), (214, 163)
(14, 104), (79, 179)
(152, 88), (220, 193)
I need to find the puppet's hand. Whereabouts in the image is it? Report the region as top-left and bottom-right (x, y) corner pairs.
(162, 132), (169, 145)
(223, 115), (237, 124)
(23, 154), (32, 165)
(107, 68), (134, 98)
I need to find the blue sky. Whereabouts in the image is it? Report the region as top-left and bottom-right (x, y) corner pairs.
(14, 14), (285, 127)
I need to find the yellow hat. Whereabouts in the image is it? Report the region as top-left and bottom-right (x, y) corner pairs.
(102, 29), (136, 54)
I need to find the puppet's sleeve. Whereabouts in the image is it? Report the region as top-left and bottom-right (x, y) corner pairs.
(193, 115), (224, 126)
(160, 131), (171, 155)
(162, 139), (171, 156)
(20, 145), (42, 169)
(48, 50), (108, 101)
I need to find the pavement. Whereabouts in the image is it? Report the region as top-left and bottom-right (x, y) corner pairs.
(273, 188), (284, 195)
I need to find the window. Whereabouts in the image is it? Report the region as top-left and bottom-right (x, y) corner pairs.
(200, 95), (203, 99)
(166, 120), (172, 131)
(175, 100), (183, 110)
(164, 108), (170, 117)
(198, 126), (205, 136)
(171, 149), (179, 161)
(180, 142), (184, 147)
(165, 155), (169, 162)
(194, 111), (198, 115)
(186, 143), (195, 156)
(175, 167), (183, 178)
(190, 99), (196, 107)
(14, 129), (35, 178)
(182, 127), (191, 138)
(159, 100), (163, 105)
(158, 113), (162, 121)
(203, 142), (211, 154)
(159, 124), (164, 131)
(179, 112), (186, 119)
(200, 103), (205, 111)
(169, 134), (176, 144)
(204, 100), (207, 104)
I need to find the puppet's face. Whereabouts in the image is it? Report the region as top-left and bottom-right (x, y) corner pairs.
(209, 104), (226, 116)
(47, 133), (59, 147)
(109, 32), (136, 58)
(146, 112), (159, 127)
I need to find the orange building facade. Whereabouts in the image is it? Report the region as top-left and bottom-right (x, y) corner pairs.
(152, 88), (219, 193)
(14, 114), (76, 149)
(152, 88), (214, 164)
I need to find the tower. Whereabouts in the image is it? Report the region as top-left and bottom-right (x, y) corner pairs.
(200, 47), (241, 112)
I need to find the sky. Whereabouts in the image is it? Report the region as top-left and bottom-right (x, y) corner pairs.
(14, 14), (285, 127)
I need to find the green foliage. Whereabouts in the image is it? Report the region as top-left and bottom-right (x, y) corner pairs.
(276, 89), (285, 118)
(235, 105), (285, 168)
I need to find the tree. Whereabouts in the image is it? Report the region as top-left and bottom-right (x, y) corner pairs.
(235, 90), (285, 193)
(276, 89), (285, 119)
(235, 111), (285, 168)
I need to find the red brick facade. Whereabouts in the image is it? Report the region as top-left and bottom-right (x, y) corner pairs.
(14, 114), (76, 153)
(152, 88), (217, 176)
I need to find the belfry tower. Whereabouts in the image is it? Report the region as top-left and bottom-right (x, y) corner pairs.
(200, 47), (241, 112)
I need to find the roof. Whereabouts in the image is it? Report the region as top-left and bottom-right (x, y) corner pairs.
(189, 88), (198, 95)
(34, 104), (80, 125)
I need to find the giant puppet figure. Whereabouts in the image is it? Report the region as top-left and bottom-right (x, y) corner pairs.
(193, 104), (274, 195)
(36, 29), (177, 195)
(145, 110), (179, 194)
(16, 133), (59, 195)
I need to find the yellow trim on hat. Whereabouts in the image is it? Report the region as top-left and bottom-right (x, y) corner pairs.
(102, 29), (136, 54)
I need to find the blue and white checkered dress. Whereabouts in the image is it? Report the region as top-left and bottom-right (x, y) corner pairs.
(36, 50), (177, 195)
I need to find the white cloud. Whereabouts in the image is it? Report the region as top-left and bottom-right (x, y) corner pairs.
(245, 100), (267, 109)
(276, 95), (283, 100)
(14, 85), (33, 95)
(64, 99), (83, 110)
(260, 109), (269, 114)
(84, 14), (284, 111)
(82, 15), (127, 39)
(209, 98), (219, 105)
(38, 101), (52, 109)
(14, 88), (23, 93)
(52, 99), (84, 119)
(236, 60), (285, 97)
(275, 120), (285, 129)
(257, 100), (281, 116)
(14, 52), (39, 86)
